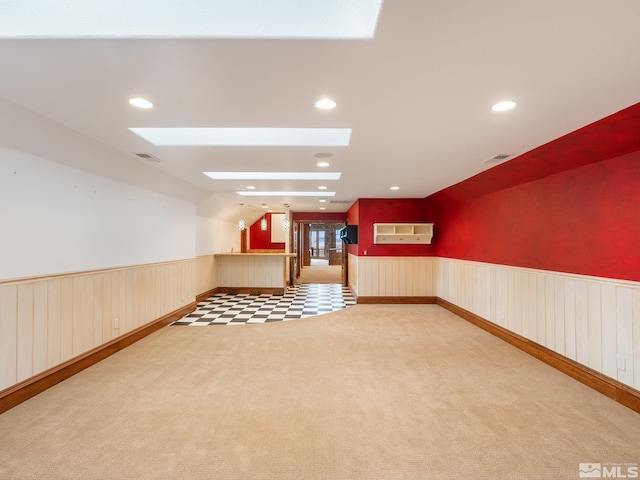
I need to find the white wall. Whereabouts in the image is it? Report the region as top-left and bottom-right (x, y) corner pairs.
(0, 147), (196, 281)
(196, 215), (239, 256)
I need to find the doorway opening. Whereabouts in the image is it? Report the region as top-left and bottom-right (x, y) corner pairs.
(294, 221), (345, 284)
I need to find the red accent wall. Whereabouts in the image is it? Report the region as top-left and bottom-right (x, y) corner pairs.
(292, 212), (347, 222)
(429, 102), (640, 283)
(346, 198), (437, 257)
(249, 213), (285, 250)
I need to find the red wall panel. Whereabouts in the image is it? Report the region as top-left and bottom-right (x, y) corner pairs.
(345, 103), (640, 282)
(249, 213), (285, 250)
(428, 103), (640, 282)
(347, 198), (437, 257)
(433, 152), (640, 282)
(292, 212), (347, 222)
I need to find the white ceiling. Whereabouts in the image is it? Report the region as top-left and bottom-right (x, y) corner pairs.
(1, 0), (639, 218)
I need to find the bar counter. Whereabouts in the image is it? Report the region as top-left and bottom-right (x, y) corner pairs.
(214, 252), (296, 294)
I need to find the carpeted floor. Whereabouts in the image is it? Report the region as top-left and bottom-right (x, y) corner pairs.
(1, 304), (638, 479)
(297, 265), (342, 284)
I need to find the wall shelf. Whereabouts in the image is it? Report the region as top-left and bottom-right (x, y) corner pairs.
(373, 223), (433, 244)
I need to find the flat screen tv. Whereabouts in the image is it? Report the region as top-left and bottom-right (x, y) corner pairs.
(338, 225), (358, 244)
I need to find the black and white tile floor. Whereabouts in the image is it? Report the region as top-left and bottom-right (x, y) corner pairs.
(172, 283), (356, 326)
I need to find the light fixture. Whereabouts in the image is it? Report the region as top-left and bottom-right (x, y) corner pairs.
(317, 162), (330, 167)
(238, 203), (245, 231)
(283, 205), (290, 231)
(315, 98), (337, 110)
(130, 127), (352, 146)
(246, 185), (256, 190)
(318, 186), (327, 190)
(129, 98), (153, 109)
(491, 100), (517, 112)
(261, 217), (267, 231)
(319, 199), (327, 203)
(320, 207), (326, 211)
(390, 186), (400, 190)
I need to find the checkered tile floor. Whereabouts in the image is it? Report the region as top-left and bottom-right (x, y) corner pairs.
(172, 283), (356, 326)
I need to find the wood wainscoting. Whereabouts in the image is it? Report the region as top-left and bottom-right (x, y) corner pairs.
(0, 259), (196, 413)
(437, 297), (640, 414)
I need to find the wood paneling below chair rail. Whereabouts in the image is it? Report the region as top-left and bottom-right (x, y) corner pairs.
(0, 301), (195, 415)
(347, 255), (436, 298)
(436, 297), (640, 414)
(436, 257), (640, 392)
(196, 254), (216, 296)
(0, 259), (196, 393)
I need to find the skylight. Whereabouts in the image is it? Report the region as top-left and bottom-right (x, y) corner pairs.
(2, 0), (383, 39)
(237, 191), (336, 197)
(130, 128), (352, 147)
(204, 172), (341, 180)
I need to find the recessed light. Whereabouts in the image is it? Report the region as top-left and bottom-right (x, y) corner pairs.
(317, 162), (330, 167)
(262, 204), (268, 209)
(320, 207), (326, 210)
(129, 98), (153, 109)
(203, 172), (341, 180)
(318, 186), (327, 190)
(246, 185), (256, 190)
(319, 199), (327, 203)
(492, 101), (517, 112)
(237, 191), (336, 197)
(315, 98), (337, 110)
(131, 128), (351, 146)
(390, 186), (400, 190)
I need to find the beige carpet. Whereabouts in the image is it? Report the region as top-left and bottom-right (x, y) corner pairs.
(297, 265), (342, 284)
(1, 304), (639, 479)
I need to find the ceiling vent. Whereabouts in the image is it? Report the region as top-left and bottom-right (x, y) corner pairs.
(482, 154), (511, 164)
(134, 152), (163, 163)
(330, 200), (353, 204)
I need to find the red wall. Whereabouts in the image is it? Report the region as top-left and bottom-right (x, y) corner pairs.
(344, 103), (640, 282)
(432, 153), (640, 281)
(292, 212), (347, 222)
(346, 198), (437, 257)
(429, 103), (640, 283)
(249, 212), (285, 250)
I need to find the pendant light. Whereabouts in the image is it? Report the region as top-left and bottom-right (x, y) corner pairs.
(238, 203), (245, 230)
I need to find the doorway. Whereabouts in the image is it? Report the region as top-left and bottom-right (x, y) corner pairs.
(295, 221), (345, 284)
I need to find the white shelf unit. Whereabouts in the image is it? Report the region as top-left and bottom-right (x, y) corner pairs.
(373, 223), (434, 244)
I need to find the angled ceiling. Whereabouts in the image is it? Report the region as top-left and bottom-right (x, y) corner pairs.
(1, 0), (639, 216)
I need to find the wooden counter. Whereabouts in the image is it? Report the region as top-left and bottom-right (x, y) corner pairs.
(214, 252), (296, 295)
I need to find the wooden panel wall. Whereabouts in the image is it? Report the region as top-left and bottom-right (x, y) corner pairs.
(0, 259), (196, 392)
(436, 257), (640, 390)
(349, 256), (436, 297)
(196, 254), (217, 295)
(348, 254), (359, 295)
(216, 255), (285, 289)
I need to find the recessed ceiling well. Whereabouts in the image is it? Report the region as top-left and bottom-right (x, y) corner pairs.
(203, 172), (341, 181)
(1, 0), (383, 39)
(130, 128), (352, 147)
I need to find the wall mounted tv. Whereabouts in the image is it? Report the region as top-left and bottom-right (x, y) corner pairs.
(339, 225), (358, 244)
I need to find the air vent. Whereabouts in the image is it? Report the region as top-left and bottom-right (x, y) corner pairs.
(330, 200), (353, 204)
(134, 152), (163, 163)
(482, 154), (511, 164)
